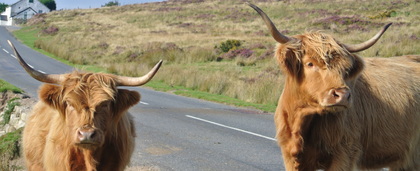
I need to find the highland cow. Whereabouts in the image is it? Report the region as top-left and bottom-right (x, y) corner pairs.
(249, 3), (420, 171)
(8, 40), (162, 171)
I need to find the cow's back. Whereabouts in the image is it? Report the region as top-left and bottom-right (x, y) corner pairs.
(352, 55), (420, 169)
(22, 101), (57, 170)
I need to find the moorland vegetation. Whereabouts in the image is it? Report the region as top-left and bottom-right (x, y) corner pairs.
(14, 0), (420, 112)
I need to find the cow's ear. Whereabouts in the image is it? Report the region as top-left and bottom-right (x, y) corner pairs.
(277, 47), (301, 78)
(347, 55), (364, 79)
(39, 84), (64, 110)
(114, 89), (140, 115)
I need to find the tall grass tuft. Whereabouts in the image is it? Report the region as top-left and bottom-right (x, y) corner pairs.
(0, 128), (23, 171)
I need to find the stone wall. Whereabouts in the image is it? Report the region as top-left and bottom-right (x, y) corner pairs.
(0, 91), (36, 136)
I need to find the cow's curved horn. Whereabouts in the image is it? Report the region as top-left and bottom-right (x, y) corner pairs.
(114, 60), (163, 86)
(247, 3), (291, 44)
(344, 23), (392, 53)
(7, 40), (64, 84)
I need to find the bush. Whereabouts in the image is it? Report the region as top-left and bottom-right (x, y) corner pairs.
(42, 26), (59, 35)
(369, 10), (397, 19)
(216, 40), (241, 53)
(0, 3), (7, 13)
(102, 1), (119, 7)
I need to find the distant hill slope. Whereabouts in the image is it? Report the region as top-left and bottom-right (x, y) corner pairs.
(14, 0), (420, 110)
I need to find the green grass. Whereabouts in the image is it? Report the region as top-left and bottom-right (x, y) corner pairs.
(0, 128), (22, 158)
(174, 90), (276, 112)
(12, 27), (39, 48)
(2, 98), (20, 125)
(0, 128), (23, 171)
(14, 28), (107, 73)
(148, 80), (277, 112)
(0, 80), (23, 93)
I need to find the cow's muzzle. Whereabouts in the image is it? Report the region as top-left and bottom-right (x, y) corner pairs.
(321, 87), (351, 109)
(75, 126), (102, 148)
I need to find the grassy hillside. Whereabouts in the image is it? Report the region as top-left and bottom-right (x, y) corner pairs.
(14, 0), (420, 112)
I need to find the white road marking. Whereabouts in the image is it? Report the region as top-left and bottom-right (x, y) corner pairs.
(10, 54), (16, 59)
(140, 101), (149, 105)
(186, 115), (277, 141)
(2, 49), (9, 53)
(28, 64), (34, 68)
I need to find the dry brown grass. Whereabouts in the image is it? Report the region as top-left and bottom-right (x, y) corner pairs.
(19, 0), (420, 109)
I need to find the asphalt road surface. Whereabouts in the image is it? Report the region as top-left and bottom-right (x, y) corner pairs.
(0, 26), (284, 170)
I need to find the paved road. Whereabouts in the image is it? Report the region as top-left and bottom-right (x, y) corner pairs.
(0, 26), (284, 170)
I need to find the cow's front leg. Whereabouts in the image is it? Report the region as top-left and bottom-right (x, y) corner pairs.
(281, 151), (298, 171)
(287, 108), (319, 171)
(289, 107), (320, 160)
(325, 145), (359, 171)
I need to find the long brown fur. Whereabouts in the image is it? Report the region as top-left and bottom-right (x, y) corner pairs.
(275, 32), (420, 170)
(22, 71), (139, 171)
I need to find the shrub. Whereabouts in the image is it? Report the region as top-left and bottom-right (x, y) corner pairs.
(216, 40), (241, 53)
(0, 3), (6, 13)
(42, 26), (59, 35)
(102, 1), (119, 7)
(369, 10), (397, 19)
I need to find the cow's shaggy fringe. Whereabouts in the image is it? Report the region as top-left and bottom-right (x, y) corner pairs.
(300, 32), (352, 65)
(276, 32), (359, 79)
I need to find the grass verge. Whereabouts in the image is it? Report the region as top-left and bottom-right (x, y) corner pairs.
(13, 27), (107, 73)
(0, 80), (25, 170)
(0, 80), (23, 94)
(12, 29), (277, 112)
(0, 128), (23, 171)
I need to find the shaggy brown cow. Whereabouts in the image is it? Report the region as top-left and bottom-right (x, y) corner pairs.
(248, 3), (420, 171)
(7, 40), (162, 171)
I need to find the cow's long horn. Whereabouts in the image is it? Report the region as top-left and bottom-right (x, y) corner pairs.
(114, 60), (163, 86)
(344, 23), (392, 52)
(247, 3), (291, 44)
(7, 40), (64, 84)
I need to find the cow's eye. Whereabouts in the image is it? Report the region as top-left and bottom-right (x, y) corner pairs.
(306, 62), (314, 67)
(99, 101), (110, 108)
(96, 102), (110, 112)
